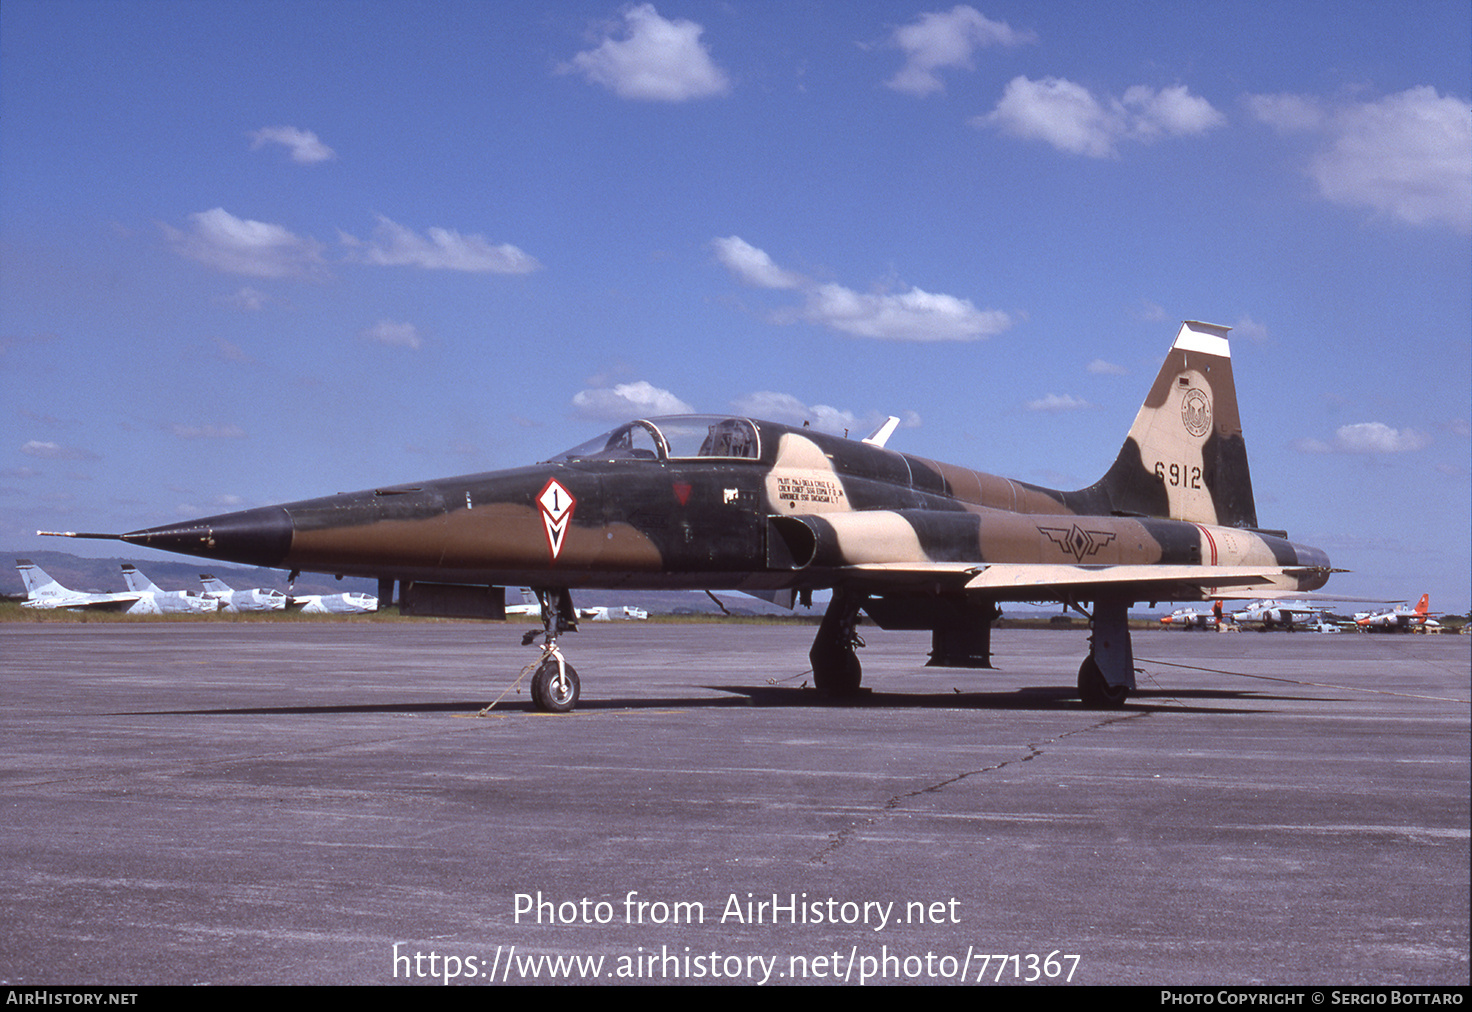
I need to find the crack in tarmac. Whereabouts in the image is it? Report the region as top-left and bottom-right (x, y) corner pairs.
(808, 711), (1146, 865)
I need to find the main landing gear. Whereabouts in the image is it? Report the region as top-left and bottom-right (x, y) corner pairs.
(811, 590), (1135, 708)
(810, 590), (866, 696)
(523, 588), (581, 713)
(1077, 598), (1134, 708)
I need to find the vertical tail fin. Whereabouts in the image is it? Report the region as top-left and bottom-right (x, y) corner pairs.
(1090, 321), (1259, 528)
(16, 560), (64, 599)
(200, 574), (232, 594)
(120, 563), (160, 594)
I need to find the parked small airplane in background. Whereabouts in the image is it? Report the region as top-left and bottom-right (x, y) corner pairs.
(199, 574), (288, 612)
(506, 587), (649, 621)
(1355, 594), (1438, 632)
(1230, 598), (1324, 631)
(1160, 602), (1222, 630)
(289, 591), (378, 614)
(119, 564), (219, 614)
(44, 321), (1336, 712)
(581, 605), (650, 621)
(15, 560), (141, 612)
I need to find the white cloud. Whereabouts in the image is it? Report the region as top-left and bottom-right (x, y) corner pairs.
(572, 380), (694, 420)
(248, 125), (335, 164)
(1087, 359), (1127, 376)
(343, 215), (541, 273)
(1025, 393), (1091, 412)
(1262, 87), (1470, 233)
(360, 320), (423, 350)
(804, 282), (1010, 341)
(1233, 315), (1270, 344)
(211, 337), (254, 364)
(163, 208), (326, 278)
(1293, 422), (1431, 454)
(1132, 300), (1168, 322)
(731, 392), (859, 434)
(711, 236), (803, 289)
(1245, 93), (1326, 133)
(217, 286), (273, 311)
(20, 440), (98, 460)
(1121, 84), (1225, 139)
(886, 5), (1034, 97)
(562, 4), (730, 102)
(713, 236), (1012, 342)
(978, 76), (1224, 157)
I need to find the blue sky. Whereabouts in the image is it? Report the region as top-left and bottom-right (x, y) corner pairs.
(3, 1), (1468, 611)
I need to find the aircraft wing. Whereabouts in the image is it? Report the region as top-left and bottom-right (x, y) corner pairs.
(843, 563), (1330, 601)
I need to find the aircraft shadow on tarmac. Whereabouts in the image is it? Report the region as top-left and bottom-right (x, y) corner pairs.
(110, 684), (1314, 718)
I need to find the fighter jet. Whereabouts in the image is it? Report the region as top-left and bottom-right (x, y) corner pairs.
(199, 574), (288, 612)
(289, 591), (378, 614)
(1229, 598), (1323, 631)
(43, 321), (1334, 712)
(15, 559), (141, 612)
(1160, 602), (1222, 630)
(119, 564), (219, 614)
(1354, 594), (1438, 632)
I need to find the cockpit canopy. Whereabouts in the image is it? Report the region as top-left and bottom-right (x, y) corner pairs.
(547, 415), (761, 464)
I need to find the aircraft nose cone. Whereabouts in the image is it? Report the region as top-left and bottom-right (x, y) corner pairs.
(121, 505), (294, 567)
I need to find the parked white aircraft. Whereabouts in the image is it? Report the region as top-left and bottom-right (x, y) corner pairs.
(290, 592), (378, 614)
(15, 559), (141, 611)
(120, 564), (219, 614)
(582, 605), (649, 621)
(506, 588), (647, 621)
(1355, 594), (1439, 632)
(199, 574), (288, 612)
(506, 587), (543, 617)
(503, 588), (647, 620)
(1229, 599), (1322, 631)
(1160, 602), (1222, 630)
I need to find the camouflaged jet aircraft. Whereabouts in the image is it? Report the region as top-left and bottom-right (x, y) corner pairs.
(42, 321), (1334, 712)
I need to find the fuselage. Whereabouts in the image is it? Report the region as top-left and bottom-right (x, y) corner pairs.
(120, 414), (1329, 603)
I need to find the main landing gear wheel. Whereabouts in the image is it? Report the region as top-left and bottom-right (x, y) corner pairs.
(810, 589), (866, 697)
(812, 644), (862, 696)
(531, 656), (580, 713)
(1077, 655), (1129, 709)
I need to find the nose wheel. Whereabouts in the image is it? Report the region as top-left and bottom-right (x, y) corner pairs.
(517, 588), (582, 713)
(531, 648), (580, 713)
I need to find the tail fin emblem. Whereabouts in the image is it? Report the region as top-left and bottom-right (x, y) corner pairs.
(1181, 387), (1212, 437)
(538, 478), (576, 561)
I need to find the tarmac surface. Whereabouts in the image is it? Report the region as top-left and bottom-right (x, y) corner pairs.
(1, 620), (1468, 986)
